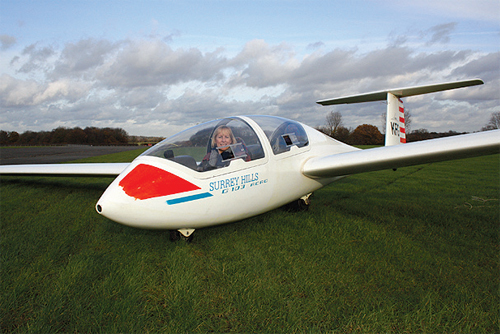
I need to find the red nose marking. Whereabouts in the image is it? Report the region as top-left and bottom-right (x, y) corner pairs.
(119, 164), (200, 200)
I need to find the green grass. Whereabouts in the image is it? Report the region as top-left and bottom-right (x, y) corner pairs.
(1, 150), (498, 333)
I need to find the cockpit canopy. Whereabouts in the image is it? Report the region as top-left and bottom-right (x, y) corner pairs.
(249, 116), (309, 155)
(143, 116), (308, 172)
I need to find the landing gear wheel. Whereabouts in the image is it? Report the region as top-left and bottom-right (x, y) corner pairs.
(178, 228), (195, 243)
(284, 193), (313, 212)
(182, 234), (194, 243)
(169, 230), (180, 242)
(297, 198), (310, 211)
(169, 229), (195, 242)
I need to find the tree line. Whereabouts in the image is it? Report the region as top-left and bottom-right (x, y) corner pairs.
(0, 127), (130, 146)
(2, 111), (498, 147)
(317, 111), (499, 145)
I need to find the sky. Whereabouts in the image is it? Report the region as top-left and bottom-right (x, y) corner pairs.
(0, 0), (499, 137)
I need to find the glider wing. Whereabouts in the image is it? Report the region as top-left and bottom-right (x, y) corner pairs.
(0, 163), (130, 177)
(302, 130), (500, 178)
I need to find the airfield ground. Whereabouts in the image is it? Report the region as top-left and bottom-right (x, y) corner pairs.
(0, 145), (144, 165)
(1, 148), (498, 332)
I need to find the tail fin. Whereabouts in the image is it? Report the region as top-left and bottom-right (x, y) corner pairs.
(316, 79), (484, 146)
(386, 93), (406, 146)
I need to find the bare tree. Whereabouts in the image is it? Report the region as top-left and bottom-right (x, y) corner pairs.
(482, 111), (500, 131)
(380, 109), (412, 134)
(325, 111), (343, 136)
(380, 112), (386, 134)
(404, 109), (412, 134)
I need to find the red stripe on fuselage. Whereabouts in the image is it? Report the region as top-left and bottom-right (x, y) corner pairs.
(119, 164), (200, 200)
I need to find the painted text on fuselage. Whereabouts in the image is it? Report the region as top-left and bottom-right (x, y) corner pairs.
(209, 173), (259, 192)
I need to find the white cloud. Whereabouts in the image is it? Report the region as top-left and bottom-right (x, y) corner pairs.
(0, 35), (16, 50)
(95, 40), (228, 88)
(0, 34), (498, 136)
(0, 74), (40, 106)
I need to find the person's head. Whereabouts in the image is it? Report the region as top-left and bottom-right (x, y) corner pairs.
(212, 125), (235, 150)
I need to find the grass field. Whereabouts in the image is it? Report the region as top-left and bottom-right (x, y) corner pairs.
(1, 149), (498, 333)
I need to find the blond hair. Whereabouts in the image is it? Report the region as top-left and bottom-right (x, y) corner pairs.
(211, 125), (236, 148)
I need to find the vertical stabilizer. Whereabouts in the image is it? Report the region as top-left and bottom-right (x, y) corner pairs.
(385, 93), (406, 146)
(316, 79), (484, 146)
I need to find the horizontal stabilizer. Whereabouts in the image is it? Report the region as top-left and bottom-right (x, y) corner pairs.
(0, 163), (130, 177)
(303, 130), (499, 178)
(316, 79), (484, 105)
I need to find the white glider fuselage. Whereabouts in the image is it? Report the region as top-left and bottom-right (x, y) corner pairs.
(95, 116), (355, 230)
(2, 79), (498, 237)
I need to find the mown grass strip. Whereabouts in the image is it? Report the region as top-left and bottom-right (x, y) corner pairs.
(1, 150), (498, 332)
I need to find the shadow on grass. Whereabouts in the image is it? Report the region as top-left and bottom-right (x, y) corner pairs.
(1, 175), (114, 192)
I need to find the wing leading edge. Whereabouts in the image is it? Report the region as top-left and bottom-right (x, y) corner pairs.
(316, 79), (484, 105)
(0, 163), (130, 177)
(302, 130), (500, 178)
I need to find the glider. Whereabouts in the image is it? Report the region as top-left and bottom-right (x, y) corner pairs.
(1, 79), (498, 241)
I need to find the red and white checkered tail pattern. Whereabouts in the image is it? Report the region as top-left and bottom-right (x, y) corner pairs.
(398, 98), (406, 143)
(385, 93), (406, 146)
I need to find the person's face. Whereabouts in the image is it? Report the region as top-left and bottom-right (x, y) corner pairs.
(215, 130), (232, 150)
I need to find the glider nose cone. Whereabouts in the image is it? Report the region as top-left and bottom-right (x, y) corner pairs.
(95, 181), (154, 229)
(95, 163), (202, 229)
(95, 182), (134, 225)
(95, 191), (112, 216)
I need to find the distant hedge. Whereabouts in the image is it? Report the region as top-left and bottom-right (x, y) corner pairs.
(0, 127), (129, 146)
